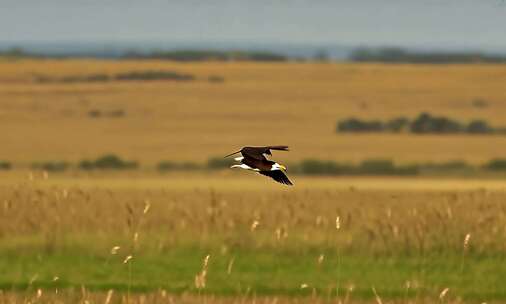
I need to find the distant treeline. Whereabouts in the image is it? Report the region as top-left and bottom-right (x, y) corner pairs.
(29, 155), (138, 172)
(292, 159), (418, 176)
(337, 113), (506, 135)
(34, 70), (197, 83)
(0, 47), (287, 61)
(350, 47), (506, 64)
(291, 158), (506, 176)
(0, 47), (39, 58)
(0, 161), (11, 170)
(160, 157), (506, 176)
(4, 154), (506, 177)
(4, 46), (506, 64)
(123, 50), (288, 62)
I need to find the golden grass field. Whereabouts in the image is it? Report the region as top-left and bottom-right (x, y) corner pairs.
(1, 59), (506, 165)
(1, 59), (506, 303)
(1, 171), (506, 303)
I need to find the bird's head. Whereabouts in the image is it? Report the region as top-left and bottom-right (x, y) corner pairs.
(273, 163), (287, 172)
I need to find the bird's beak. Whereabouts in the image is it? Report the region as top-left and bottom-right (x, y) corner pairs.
(280, 165), (287, 171)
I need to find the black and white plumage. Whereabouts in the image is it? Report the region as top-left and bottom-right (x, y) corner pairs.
(224, 146), (293, 186)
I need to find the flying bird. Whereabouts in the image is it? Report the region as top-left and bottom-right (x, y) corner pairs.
(224, 146), (293, 186)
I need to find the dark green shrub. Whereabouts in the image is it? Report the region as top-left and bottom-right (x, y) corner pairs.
(115, 71), (194, 81)
(180, 162), (201, 170)
(284, 162), (300, 174)
(207, 157), (235, 170)
(157, 161), (178, 171)
(85, 74), (110, 82)
(78, 154), (138, 170)
(61, 76), (81, 83)
(386, 117), (410, 132)
(108, 110), (125, 118)
(337, 117), (411, 133)
(88, 110), (101, 118)
(299, 159), (330, 175)
(295, 159), (418, 176)
(358, 159), (419, 175)
(94, 154), (137, 169)
(60, 74), (110, 83)
(31, 161), (69, 172)
(422, 160), (471, 171)
(208, 75), (225, 83)
(157, 161), (202, 171)
(78, 160), (95, 170)
(467, 120), (492, 134)
(247, 52), (287, 61)
(88, 109), (125, 118)
(337, 118), (384, 132)
(394, 165), (420, 175)
(358, 159), (396, 175)
(34, 75), (52, 83)
(337, 113), (502, 135)
(471, 98), (488, 108)
(484, 159), (506, 171)
(0, 161), (11, 170)
(298, 159), (353, 175)
(410, 112), (464, 134)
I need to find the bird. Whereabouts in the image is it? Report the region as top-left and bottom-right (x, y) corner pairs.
(224, 146), (293, 186)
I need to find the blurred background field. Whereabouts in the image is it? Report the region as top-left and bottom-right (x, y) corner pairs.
(1, 58), (506, 303)
(1, 60), (506, 166)
(2, 1), (506, 303)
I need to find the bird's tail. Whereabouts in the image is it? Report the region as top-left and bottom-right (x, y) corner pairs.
(223, 149), (242, 158)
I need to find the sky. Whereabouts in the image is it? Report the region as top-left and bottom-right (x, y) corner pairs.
(1, 0), (506, 51)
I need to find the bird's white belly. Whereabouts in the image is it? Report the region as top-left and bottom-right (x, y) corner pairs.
(231, 164), (260, 171)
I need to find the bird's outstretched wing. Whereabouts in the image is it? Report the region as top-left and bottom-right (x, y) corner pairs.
(259, 170), (293, 186)
(241, 146), (289, 160)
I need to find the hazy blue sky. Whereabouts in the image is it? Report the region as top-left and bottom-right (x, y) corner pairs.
(1, 0), (506, 50)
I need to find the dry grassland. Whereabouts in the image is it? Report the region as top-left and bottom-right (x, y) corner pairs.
(1, 59), (506, 302)
(0, 172), (505, 302)
(2, 172), (505, 254)
(1, 59), (506, 165)
(0, 290), (483, 304)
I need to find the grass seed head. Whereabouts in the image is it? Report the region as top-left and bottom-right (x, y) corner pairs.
(464, 233), (471, 250)
(111, 246), (121, 255)
(347, 283), (355, 292)
(317, 254), (324, 265)
(203, 254), (210, 268)
(439, 287), (449, 300)
(372, 286), (383, 304)
(227, 257), (235, 275)
(250, 220), (259, 232)
(195, 254), (211, 289)
(123, 255), (133, 264)
(105, 289), (114, 304)
(143, 200), (151, 214)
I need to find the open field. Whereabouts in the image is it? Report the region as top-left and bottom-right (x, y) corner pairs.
(1, 60), (506, 302)
(1, 172), (506, 302)
(1, 60), (506, 165)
